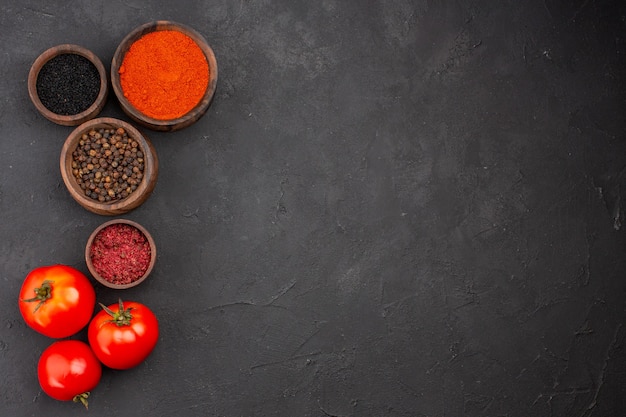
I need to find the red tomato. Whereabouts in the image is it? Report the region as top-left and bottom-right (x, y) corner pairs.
(88, 299), (159, 370)
(38, 340), (102, 409)
(19, 265), (96, 338)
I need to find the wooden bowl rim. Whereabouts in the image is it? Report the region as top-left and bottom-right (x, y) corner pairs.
(110, 20), (218, 131)
(60, 117), (158, 215)
(85, 219), (157, 289)
(28, 44), (108, 126)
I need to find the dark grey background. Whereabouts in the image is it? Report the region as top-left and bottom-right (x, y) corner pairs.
(1, 0), (625, 416)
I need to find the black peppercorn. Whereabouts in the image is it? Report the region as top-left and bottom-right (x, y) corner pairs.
(71, 128), (145, 202)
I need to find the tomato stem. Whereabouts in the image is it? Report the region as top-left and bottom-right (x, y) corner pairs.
(21, 280), (54, 313)
(100, 299), (134, 327)
(73, 392), (90, 409)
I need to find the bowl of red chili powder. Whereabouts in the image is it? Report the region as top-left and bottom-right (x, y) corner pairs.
(86, 219), (156, 289)
(28, 44), (109, 126)
(111, 21), (218, 132)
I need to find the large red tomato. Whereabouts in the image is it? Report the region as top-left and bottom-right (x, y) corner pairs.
(19, 265), (96, 338)
(88, 299), (159, 370)
(38, 340), (102, 409)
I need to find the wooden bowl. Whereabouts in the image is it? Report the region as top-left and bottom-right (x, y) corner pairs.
(28, 44), (108, 126)
(111, 21), (218, 132)
(60, 117), (159, 216)
(85, 219), (156, 289)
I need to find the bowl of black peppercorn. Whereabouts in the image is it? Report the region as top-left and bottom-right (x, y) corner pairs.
(60, 117), (159, 215)
(28, 44), (108, 126)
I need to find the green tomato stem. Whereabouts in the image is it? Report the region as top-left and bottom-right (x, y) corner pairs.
(21, 280), (54, 313)
(73, 392), (90, 409)
(100, 299), (134, 327)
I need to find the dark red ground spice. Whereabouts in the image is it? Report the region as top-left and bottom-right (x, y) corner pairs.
(90, 223), (151, 285)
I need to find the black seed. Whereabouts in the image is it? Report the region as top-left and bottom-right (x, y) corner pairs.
(36, 53), (100, 116)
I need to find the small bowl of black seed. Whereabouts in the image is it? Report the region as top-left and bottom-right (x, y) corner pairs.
(60, 117), (159, 215)
(28, 44), (108, 126)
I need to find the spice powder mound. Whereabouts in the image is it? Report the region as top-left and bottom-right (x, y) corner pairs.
(119, 30), (209, 120)
(90, 223), (151, 285)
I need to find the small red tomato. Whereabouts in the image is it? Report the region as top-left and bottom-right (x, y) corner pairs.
(88, 299), (159, 370)
(38, 340), (102, 409)
(19, 265), (96, 338)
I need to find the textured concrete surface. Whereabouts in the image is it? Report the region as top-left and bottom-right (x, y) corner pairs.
(1, 1), (625, 416)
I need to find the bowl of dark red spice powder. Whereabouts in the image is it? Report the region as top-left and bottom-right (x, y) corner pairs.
(60, 117), (159, 216)
(28, 44), (108, 126)
(86, 219), (156, 289)
(111, 21), (218, 132)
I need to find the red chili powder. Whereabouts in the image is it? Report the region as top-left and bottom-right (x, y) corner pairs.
(90, 223), (151, 285)
(119, 30), (209, 120)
